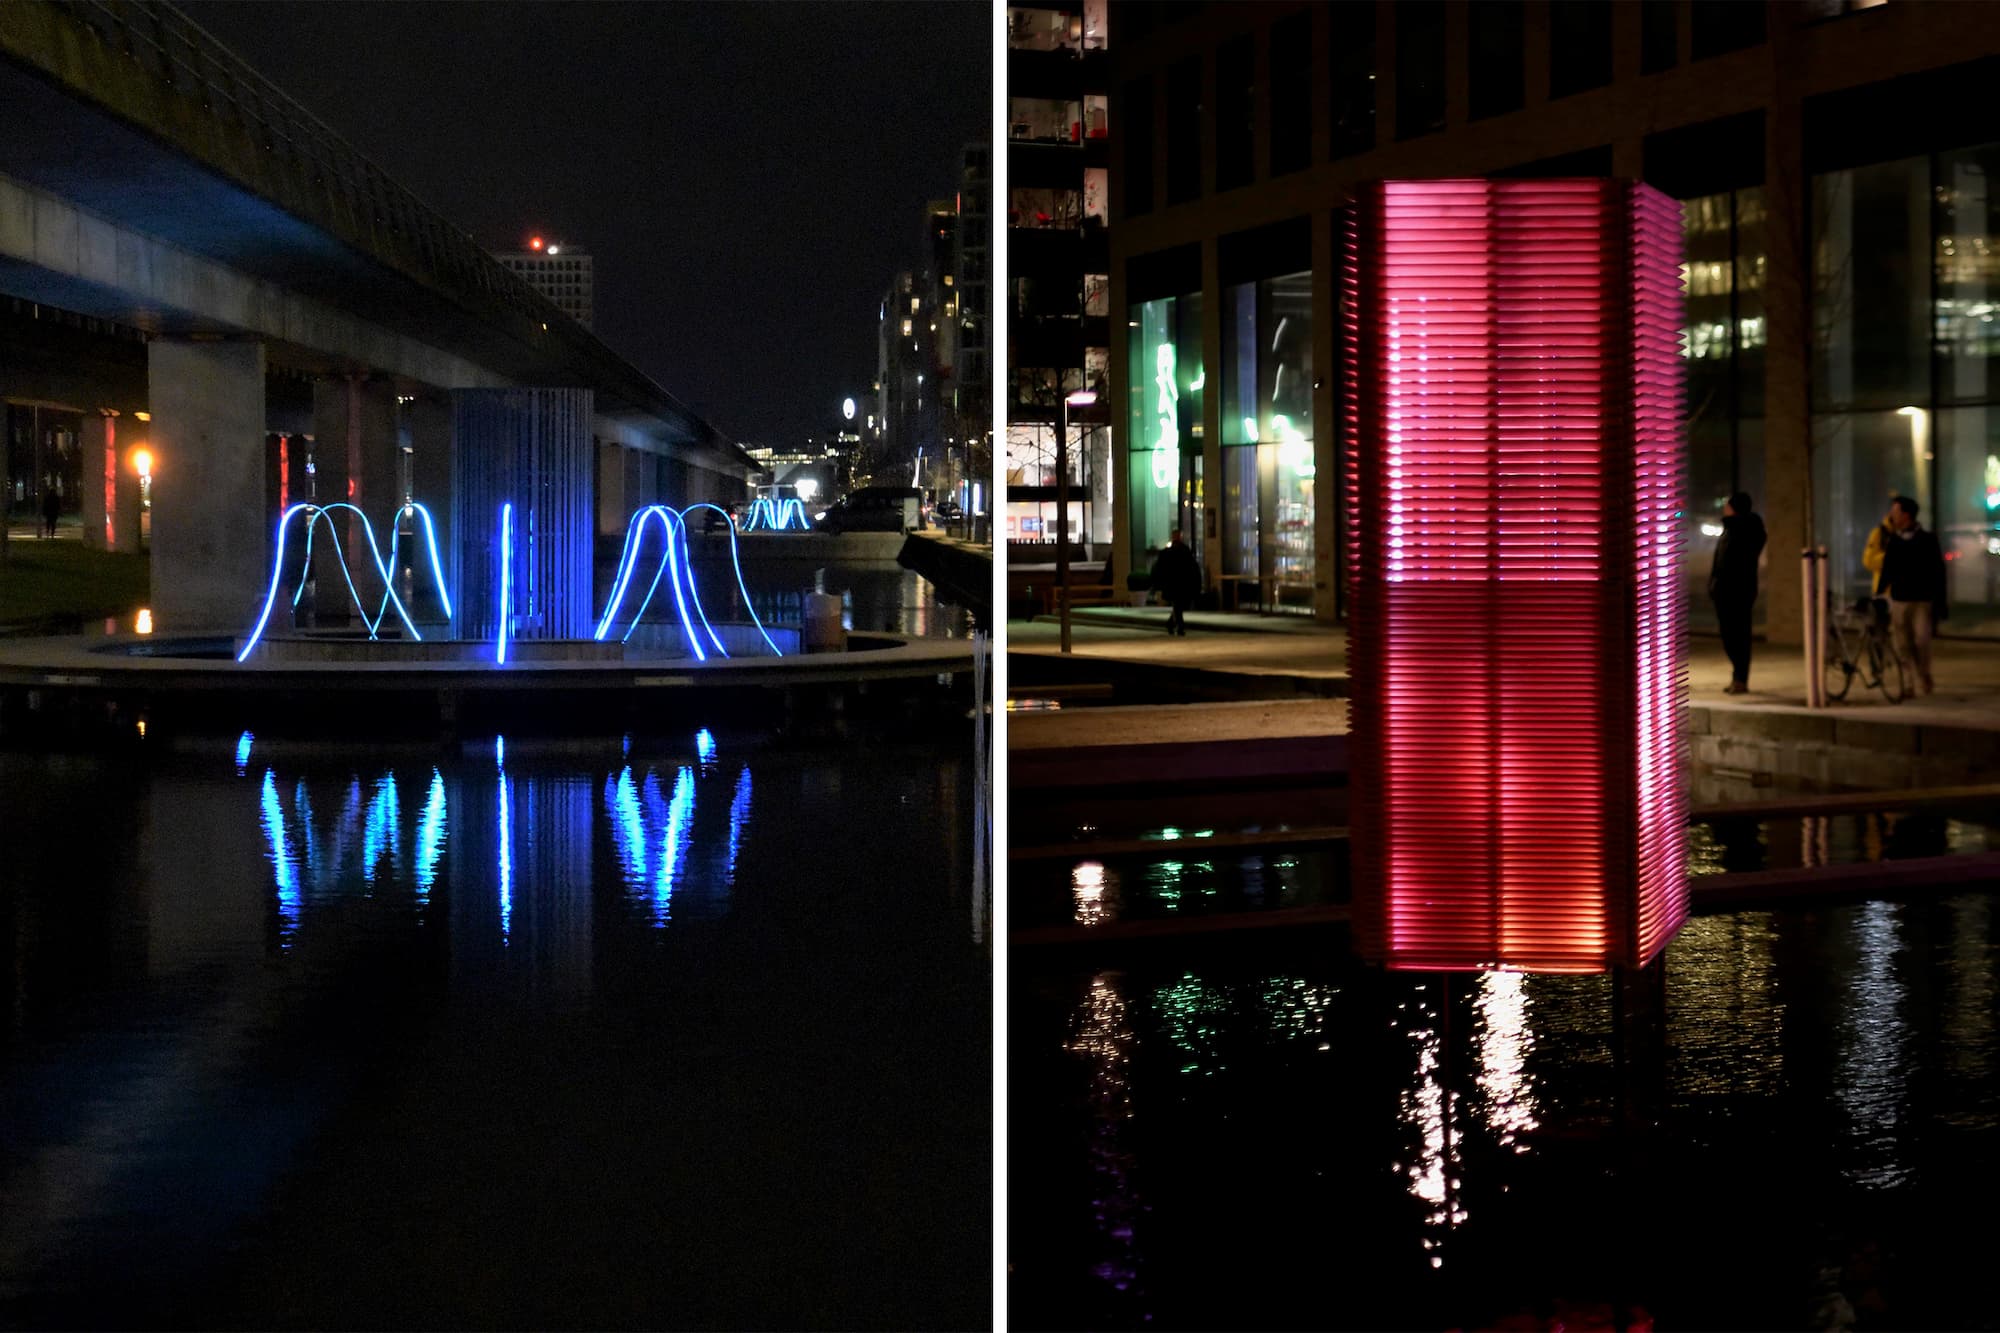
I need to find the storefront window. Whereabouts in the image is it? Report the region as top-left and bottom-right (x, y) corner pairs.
(1128, 292), (1203, 571)
(1813, 409), (1930, 608)
(1219, 272), (1314, 610)
(1936, 408), (2000, 632)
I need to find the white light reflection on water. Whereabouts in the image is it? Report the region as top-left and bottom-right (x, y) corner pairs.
(1394, 990), (1465, 1269)
(1474, 970), (1538, 1151)
(1946, 896), (1995, 1095)
(1837, 900), (1910, 1188)
(1072, 860), (1108, 927)
(1067, 971), (1142, 1303)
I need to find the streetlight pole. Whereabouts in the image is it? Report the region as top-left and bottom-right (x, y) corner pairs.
(1058, 389), (1097, 654)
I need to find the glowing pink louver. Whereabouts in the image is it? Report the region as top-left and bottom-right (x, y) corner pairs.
(1345, 179), (1687, 973)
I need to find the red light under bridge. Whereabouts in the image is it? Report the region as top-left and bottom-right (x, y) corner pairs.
(1344, 178), (1687, 974)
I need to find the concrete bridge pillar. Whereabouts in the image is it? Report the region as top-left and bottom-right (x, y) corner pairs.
(79, 412), (143, 555)
(597, 440), (628, 537)
(408, 393), (454, 615)
(147, 339), (267, 631)
(308, 375), (397, 625)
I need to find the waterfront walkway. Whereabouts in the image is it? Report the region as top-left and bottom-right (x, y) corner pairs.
(1009, 608), (2000, 789)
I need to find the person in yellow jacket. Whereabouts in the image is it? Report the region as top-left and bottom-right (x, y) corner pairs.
(1863, 519), (1891, 599)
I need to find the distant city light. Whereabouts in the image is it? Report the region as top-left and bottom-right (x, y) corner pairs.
(530, 235), (544, 250)
(135, 608), (153, 635)
(547, 245), (561, 255)
(842, 397), (856, 421)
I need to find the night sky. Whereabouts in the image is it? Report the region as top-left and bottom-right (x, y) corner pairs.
(174, 1), (989, 448)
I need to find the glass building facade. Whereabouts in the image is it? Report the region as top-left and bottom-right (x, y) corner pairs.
(1126, 291), (1203, 572)
(1220, 272), (1315, 612)
(1811, 143), (2000, 635)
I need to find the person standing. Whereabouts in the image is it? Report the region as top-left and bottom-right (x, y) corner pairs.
(1149, 529), (1201, 637)
(1709, 491), (1767, 694)
(39, 484), (59, 539)
(1879, 494), (1947, 696)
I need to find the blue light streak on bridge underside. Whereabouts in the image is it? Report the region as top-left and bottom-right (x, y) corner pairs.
(594, 505), (782, 659)
(239, 502), (447, 662)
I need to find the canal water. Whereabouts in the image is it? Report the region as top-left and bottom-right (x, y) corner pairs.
(0, 728), (989, 1328)
(1013, 867), (2000, 1329)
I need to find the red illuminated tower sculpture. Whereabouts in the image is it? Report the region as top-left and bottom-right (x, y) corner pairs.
(1344, 179), (1687, 974)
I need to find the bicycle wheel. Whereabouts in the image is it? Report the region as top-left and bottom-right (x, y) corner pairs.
(1823, 625), (1855, 701)
(1868, 633), (1907, 703)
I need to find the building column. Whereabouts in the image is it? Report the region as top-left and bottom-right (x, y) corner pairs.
(598, 440), (628, 537)
(1762, 30), (1808, 646)
(308, 375), (397, 625)
(81, 410), (114, 550)
(147, 339), (267, 631)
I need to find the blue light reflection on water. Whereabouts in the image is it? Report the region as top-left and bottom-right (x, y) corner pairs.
(253, 733), (757, 945)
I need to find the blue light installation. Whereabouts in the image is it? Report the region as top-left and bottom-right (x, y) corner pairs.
(497, 503), (514, 666)
(238, 502), (446, 661)
(594, 504), (782, 658)
(743, 496), (811, 531)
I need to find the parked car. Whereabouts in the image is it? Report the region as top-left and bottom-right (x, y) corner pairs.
(934, 497), (965, 524)
(818, 486), (923, 533)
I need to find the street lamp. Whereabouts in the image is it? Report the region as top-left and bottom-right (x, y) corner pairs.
(1058, 389), (1097, 653)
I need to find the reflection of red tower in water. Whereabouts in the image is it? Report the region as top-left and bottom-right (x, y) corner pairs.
(1345, 179), (1688, 973)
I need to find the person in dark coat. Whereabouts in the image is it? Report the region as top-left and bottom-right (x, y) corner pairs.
(1709, 491), (1767, 694)
(1149, 529), (1201, 637)
(40, 485), (59, 539)
(1879, 494), (1947, 696)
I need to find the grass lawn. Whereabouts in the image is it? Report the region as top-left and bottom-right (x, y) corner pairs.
(0, 539), (151, 630)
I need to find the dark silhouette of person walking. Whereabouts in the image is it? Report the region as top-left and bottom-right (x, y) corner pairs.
(1709, 491), (1766, 694)
(40, 484), (59, 539)
(1879, 494), (1947, 696)
(1149, 528), (1201, 637)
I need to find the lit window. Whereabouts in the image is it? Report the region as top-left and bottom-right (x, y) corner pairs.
(910, 297), (921, 313)
(902, 319), (913, 336)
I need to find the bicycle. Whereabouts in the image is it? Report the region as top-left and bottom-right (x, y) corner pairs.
(1824, 597), (1908, 703)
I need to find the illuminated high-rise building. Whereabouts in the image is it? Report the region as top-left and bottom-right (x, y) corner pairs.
(495, 235), (594, 330)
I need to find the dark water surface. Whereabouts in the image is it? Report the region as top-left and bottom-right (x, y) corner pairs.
(0, 729), (989, 1329)
(1012, 893), (2000, 1330)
